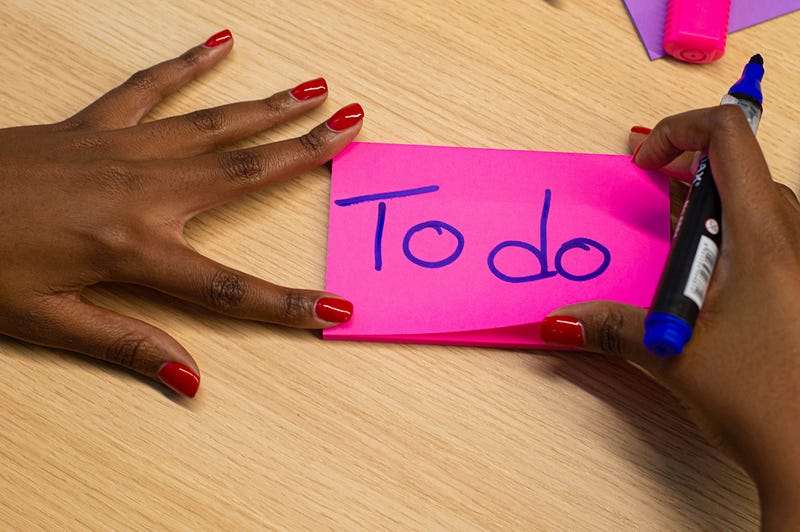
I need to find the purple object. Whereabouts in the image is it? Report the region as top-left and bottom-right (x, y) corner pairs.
(623, 0), (800, 60)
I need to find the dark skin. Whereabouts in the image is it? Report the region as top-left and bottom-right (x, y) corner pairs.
(0, 32), (361, 397)
(2, 31), (797, 527)
(545, 106), (800, 528)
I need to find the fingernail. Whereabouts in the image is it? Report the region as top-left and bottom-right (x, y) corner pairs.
(315, 297), (353, 323)
(290, 78), (328, 101)
(158, 362), (200, 398)
(630, 125), (652, 135)
(204, 29), (233, 48)
(326, 103), (364, 132)
(631, 141), (645, 163)
(541, 316), (585, 346)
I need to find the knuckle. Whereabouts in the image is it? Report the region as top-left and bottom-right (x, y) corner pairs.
(594, 307), (625, 356)
(106, 333), (148, 368)
(64, 133), (110, 153)
(187, 108), (227, 134)
(220, 149), (264, 182)
(91, 223), (137, 258)
(262, 94), (291, 115)
(84, 218), (156, 272)
(298, 128), (328, 158)
(710, 104), (748, 131)
(277, 290), (311, 324)
(124, 69), (157, 93)
(179, 48), (203, 69)
(55, 118), (90, 131)
(206, 270), (246, 311)
(86, 224), (145, 277)
(4, 305), (55, 341)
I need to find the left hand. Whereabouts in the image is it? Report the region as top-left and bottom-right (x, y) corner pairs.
(0, 30), (362, 398)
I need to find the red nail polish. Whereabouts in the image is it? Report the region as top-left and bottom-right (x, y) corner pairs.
(326, 103), (364, 132)
(541, 316), (585, 346)
(631, 141), (645, 163)
(630, 126), (652, 135)
(315, 297), (353, 323)
(204, 29), (232, 48)
(290, 78), (328, 101)
(158, 362), (200, 398)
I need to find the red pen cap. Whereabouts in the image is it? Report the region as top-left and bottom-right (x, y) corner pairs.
(663, 0), (731, 63)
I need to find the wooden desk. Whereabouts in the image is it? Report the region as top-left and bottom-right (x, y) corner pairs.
(2, 1), (797, 528)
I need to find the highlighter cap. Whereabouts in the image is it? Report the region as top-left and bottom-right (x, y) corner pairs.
(663, 0), (731, 63)
(644, 313), (693, 357)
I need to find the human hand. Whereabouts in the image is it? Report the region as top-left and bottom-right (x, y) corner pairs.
(0, 30), (363, 398)
(541, 106), (800, 522)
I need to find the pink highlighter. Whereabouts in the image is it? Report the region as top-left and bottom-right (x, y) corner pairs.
(663, 0), (731, 63)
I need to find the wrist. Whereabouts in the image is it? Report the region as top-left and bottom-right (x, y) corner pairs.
(750, 444), (800, 529)
(759, 483), (800, 530)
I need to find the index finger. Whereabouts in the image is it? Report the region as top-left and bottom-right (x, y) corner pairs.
(632, 106), (776, 229)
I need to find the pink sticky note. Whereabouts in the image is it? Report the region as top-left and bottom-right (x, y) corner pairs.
(324, 142), (670, 349)
(623, 0), (800, 60)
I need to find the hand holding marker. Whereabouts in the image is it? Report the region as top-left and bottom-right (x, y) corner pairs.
(643, 55), (765, 356)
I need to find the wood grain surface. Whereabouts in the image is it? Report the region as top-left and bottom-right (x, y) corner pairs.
(2, 0), (798, 529)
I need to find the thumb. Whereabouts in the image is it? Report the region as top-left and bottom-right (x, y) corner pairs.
(15, 295), (201, 398)
(541, 300), (665, 377)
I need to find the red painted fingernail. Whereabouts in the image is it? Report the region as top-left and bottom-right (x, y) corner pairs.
(630, 125), (652, 135)
(290, 78), (328, 101)
(315, 297), (353, 323)
(631, 141), (645, 163)
(326, 103), (364, 132)
(541, 316), (585, 346)
(158, 362), (200, 398)
(204, 29), (232, 48)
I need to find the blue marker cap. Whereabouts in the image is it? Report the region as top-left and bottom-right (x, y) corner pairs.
(728, 54), (764, 105)
(644, 313), (693, 357)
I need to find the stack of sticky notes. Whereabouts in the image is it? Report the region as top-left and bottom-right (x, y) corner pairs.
(324, 142), (671, 349)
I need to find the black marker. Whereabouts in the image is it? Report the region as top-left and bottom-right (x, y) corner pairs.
(644, 54), (765, 356)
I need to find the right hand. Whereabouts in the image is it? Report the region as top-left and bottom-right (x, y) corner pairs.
(541, 106), (800, 524)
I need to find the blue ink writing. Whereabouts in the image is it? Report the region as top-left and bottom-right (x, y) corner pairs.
(374, 202), (387, 270)
(554, 238), (611, 281)
(403, 221), (465, 268)
(334, 185), (440, 207)
(334, 185), (611, 282)
(488, 189), (557, 283)
(487, 190), (610, 283)
(336, 185), (441, 270)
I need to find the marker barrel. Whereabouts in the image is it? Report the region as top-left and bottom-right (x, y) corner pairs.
(643, 55), (763, 357)
(644, 157), (721, 356)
